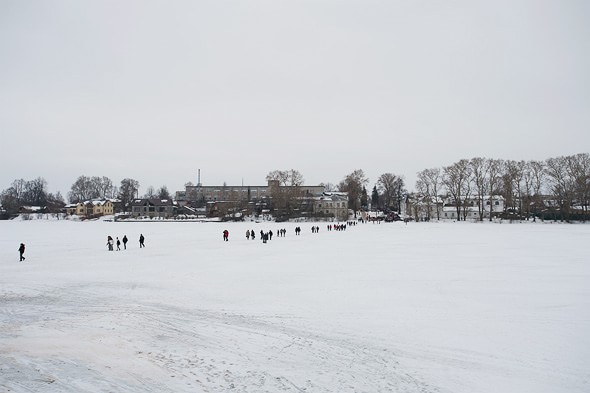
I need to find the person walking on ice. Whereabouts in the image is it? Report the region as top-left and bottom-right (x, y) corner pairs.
(18, 243), (25, 261)
(139, 234), (145, 248)
(223, 229), (229, 241)
(107, 236), (114, 251)
(116, 237), (121, 251)
(122, 235), (128, 250)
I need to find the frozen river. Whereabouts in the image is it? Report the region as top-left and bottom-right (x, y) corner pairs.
(1, 219), (589, 392)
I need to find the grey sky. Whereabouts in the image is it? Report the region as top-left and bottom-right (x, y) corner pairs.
(1, 1), (588, 197)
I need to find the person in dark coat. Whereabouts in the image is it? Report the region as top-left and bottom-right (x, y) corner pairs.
(116, 237), (121, 251)
(18, 243), (25, 261)
(107, 236), (114, 251)
(139, 234), (145, 248)
(122, 235), (128, 250)
(223, 229), (229, 241)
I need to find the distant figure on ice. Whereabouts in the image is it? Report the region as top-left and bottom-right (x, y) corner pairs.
(223, 229), (229, 241)
(18, 243), (25, 261)
(246, 229), (250, 240)
(139, 234), (145, 248)
(116, 237), (121, 251)
(107, 236), (114, 251)
(268, 230), (273, 240)
(122, 235), (128, 250)
(250, 230), (255, 240)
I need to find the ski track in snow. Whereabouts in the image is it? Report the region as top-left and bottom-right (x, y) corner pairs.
(1, 283), (436, 393)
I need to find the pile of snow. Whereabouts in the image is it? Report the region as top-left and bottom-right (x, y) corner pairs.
(1, 220), (588, 392)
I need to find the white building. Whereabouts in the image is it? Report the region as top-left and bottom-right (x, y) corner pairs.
(313, 192), (349, 221)
(441, 195), (505, 220)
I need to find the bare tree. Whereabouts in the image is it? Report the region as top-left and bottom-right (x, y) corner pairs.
(566, 153), (590, 220)
(416, 168), (442, 220)
(91, 176), (114, 199)
(1, 178), (49, 213)
(319, 182), (336, 192)
(143, 186), (156, 199)
(503, 160), (527, 219)
(377, 173), (402, 211)
(23, 177), (48, 206)
(545, 156), (574, 221)
(339, 169), (369, 212)
(415, 177), (431, 221)
(486, 159), (504, 221)
(46, 191), (66, 213)
(443, 159), (472, 221)
(469, 157), (489, 221)
(266, 169), (304, 186)
(119, 178), (140, 212)
(266, 169), (305, 217)
(526, 160), (546, 219)
(68, 176), (94, 203)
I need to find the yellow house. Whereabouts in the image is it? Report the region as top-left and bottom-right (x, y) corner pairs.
(74, 200), (115, 217)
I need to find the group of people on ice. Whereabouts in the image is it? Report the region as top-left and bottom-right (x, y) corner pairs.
(106, 234), (144, 250)
(221, 223), (355, 243)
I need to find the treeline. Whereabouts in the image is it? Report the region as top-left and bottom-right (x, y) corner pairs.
(1, 153), (588, 221)
(0, 175), (177, 217)
(414, 153), (590, 221)
(266, 168), (406, 214)
(0, 178), (65, 216)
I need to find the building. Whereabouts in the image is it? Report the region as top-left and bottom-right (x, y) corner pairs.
(176, 180), (327, 219)
(441, 195), (505, 220)
(130, 198), (177, 218)
(176, 180), (325, 206)
(313, 192), (349, 221)
(67, 199), (116, 218)
(404, 194), (443, 221)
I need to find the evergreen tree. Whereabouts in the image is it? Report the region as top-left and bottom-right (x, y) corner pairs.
(371, 185), (379, 209)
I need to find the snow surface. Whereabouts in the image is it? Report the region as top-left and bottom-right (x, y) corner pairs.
(1, 220), (589, 392)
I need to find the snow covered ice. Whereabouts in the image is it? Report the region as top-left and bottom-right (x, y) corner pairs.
(1, 220), (589, 392)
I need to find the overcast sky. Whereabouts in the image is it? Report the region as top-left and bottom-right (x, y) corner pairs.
(1, 0), (588, 197)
